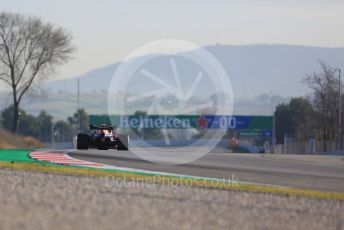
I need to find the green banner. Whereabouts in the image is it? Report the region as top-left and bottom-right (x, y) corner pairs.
(89, 115), (272, 130)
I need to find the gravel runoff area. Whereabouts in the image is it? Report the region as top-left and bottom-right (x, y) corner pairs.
(0, 168), (343, 230)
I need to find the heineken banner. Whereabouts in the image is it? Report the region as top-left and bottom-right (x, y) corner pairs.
(89, 115), (272, 130)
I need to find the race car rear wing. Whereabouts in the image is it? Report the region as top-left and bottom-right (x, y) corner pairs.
(90, 124), (114, 130)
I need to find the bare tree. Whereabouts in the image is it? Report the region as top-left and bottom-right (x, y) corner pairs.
(303, 61), (340, 151)
(0, 12), (75, 133)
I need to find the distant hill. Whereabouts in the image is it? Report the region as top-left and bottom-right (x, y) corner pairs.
(46, 44), (344, 98)
(2, 44), (343, 119)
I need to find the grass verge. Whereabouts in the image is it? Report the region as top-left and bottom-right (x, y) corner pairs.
(0, 130), (44, 148)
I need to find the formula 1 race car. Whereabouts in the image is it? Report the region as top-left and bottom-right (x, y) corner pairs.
(76, 124), (129, 150)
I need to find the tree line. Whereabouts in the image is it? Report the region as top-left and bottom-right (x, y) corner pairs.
(0, 106), (88, 143)
(275, 62), (343, 151)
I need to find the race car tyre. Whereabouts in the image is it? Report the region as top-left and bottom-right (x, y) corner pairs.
(77, 133), (90, 150)
(117, 134), (129, 150)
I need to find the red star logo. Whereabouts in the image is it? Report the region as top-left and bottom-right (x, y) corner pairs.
(196, 115), (208, 128)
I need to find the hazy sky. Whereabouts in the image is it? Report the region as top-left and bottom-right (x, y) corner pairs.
(1, 0), (344, 80)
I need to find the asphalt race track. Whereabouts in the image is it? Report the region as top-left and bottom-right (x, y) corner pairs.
(69, 148), (344, 192)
